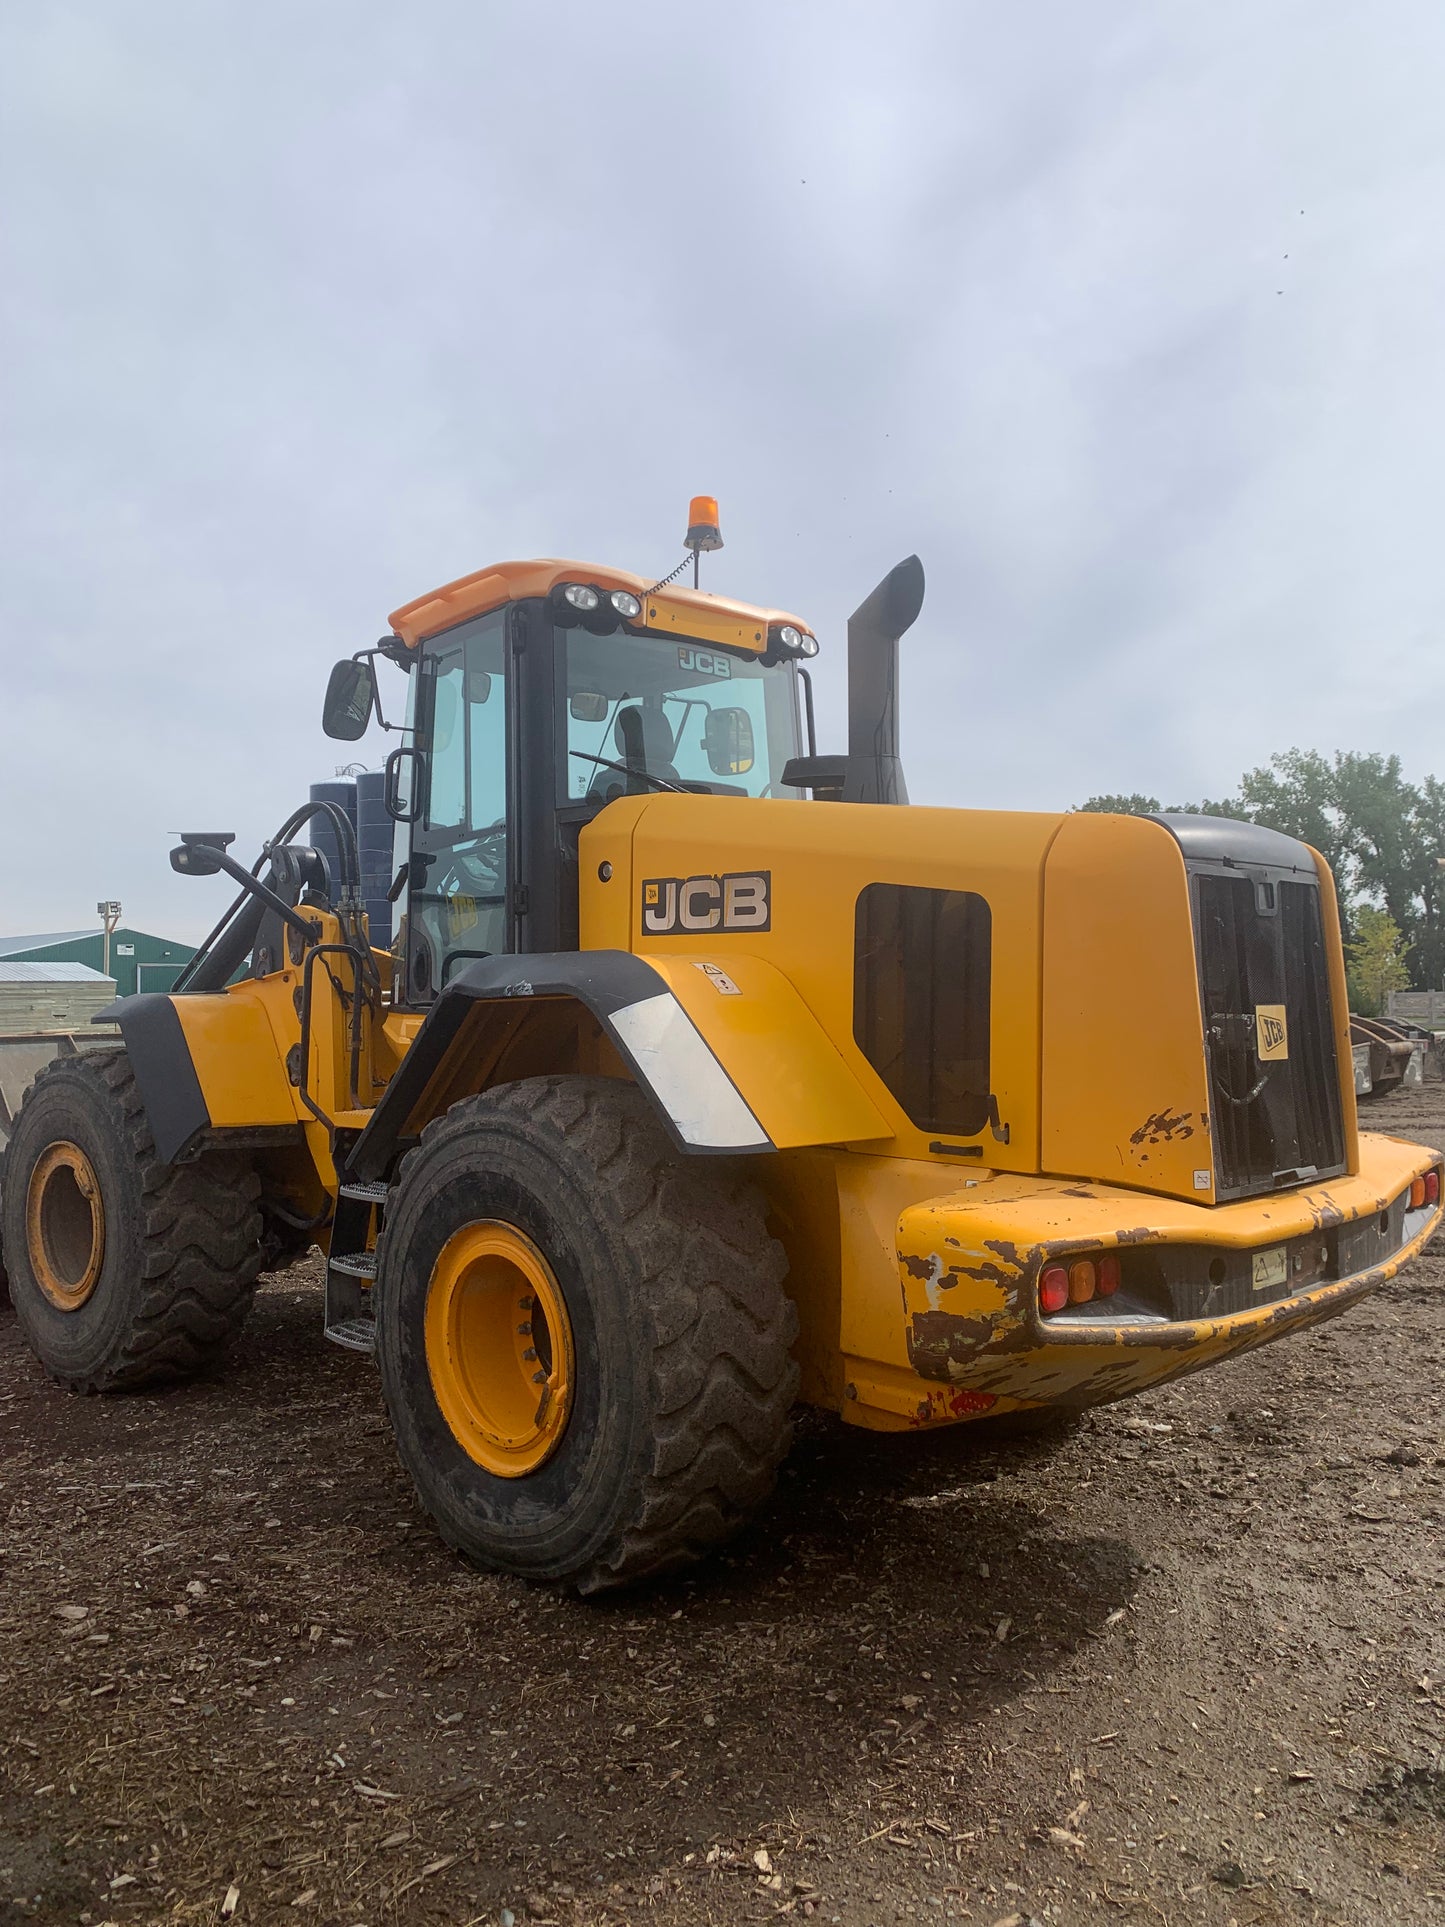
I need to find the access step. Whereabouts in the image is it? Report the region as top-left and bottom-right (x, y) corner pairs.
(325, 1316), (376, 1354)
(328, 1250), (377, 1280)
(338, 1180), (389, 1206)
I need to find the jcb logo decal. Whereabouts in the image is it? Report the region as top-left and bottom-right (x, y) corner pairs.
(1256, 1005), (1289, 1060)
(642, 872), (771, 934)
(677, 646), (731, 680)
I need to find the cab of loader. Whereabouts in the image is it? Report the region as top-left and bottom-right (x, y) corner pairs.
(319, 501), (922, 1018)
(321, 541), (843, 1006)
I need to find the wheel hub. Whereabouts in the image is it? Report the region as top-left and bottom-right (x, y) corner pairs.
(424, 1220), (575, 1477)
(26, 1140), (106, 1311)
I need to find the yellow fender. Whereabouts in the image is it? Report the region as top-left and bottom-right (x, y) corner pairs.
(346, 950), (891, 1183)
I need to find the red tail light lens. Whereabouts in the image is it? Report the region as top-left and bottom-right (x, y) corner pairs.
(1039, 1265), (1069, 1315)
(1427, 1170), (1440, 1206)
(1097, 1252), (1121, 1296)
(1410, 1176), (1426, 1209)
(1068, 1259), (1096, 1305)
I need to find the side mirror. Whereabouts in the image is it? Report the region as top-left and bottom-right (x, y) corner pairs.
(570, 691), (609, 723)
(322, 658), (375, 741)
(170, 832), (235, 877)
(703, 706), (755, 776)
(466, 668), (493, 705)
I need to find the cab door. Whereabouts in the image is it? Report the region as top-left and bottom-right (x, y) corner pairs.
(402, 610), (511, 1002)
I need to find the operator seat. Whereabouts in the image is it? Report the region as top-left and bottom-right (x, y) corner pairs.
(616, 704), (681, 784)
(587, 704), (683, 801)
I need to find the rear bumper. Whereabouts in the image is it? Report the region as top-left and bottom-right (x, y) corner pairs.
(844, 1131), (1442, 1429)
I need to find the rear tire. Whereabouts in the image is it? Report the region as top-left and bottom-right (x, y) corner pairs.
(375, 1075), (798, 1593)
(0, 1051), (264, 1390)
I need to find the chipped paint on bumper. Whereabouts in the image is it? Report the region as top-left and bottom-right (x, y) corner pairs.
(850, 1131), (1442, 1429)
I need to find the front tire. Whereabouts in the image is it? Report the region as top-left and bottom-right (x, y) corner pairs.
(0, 1051), (264, 1390)
(375, 1075), (798, 1593)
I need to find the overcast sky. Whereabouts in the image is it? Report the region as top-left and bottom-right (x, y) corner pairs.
(4, 2), (1445, 942)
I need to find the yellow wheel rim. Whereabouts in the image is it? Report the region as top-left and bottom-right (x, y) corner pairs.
(26, 1140), (106, 1311)
(424, 1220), (575, 1478)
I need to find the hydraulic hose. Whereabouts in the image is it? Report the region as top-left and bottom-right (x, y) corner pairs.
(172, 798), (368, 995)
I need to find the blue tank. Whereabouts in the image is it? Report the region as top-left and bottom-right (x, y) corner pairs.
(308, 781), (357, 906)
(356, 770), (393, 947)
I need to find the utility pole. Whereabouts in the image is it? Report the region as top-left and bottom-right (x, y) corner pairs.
(97, 900), (122, 983)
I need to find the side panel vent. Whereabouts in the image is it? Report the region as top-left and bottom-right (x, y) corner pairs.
(854, 883), (991, 1136)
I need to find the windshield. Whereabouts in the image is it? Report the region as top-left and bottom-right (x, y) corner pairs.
(562, 630), (802, 803)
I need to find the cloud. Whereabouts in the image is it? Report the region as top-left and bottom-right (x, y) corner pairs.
(3, 1), (1444, 938)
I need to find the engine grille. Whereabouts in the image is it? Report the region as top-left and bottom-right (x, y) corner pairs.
(1194, 872), (1346, 1199)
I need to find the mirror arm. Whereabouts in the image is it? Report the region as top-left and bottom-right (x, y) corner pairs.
(171, 840), (321, 943)
(352, 645), (410, 734)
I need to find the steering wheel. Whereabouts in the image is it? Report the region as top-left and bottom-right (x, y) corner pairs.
(431, 819), (507, 901)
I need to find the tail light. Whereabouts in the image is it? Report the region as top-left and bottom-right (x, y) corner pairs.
(1411, 1176), (1427, 1209)
(1039, 1265), (1069, 1315)
(1427, 1170), (1440, 1206)
(1068, 1259), (1096, 1305)
(1041, 1252), (1123, 1316)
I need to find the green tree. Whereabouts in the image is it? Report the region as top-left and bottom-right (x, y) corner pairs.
(1235, 749), (1351, 892)
(1078, 748), (1445, 985)
(1407, 775), (1445, 989)
(1332, 752), (1420, 932)
(1076, 793), (1163, 815)
(1346, 907), (1413, 1016)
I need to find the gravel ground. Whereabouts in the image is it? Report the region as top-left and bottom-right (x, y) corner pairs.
(2, 1086), (1442, 1927)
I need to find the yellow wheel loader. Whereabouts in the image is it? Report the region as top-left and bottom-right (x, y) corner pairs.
(3, 510), (1440, 1591)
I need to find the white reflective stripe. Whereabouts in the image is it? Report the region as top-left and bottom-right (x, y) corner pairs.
(608, 992), (770, 1150)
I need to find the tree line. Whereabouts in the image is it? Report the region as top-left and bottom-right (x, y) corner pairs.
(1079, 750), (1442, 1012)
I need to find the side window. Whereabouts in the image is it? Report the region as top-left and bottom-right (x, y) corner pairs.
(467, 664), (506, 832)
(427, 654), (467, 828)
(853, 883), (991, 1135)
(407, 613), (509, 999)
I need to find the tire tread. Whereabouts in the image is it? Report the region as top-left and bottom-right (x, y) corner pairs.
(8, 1050), (262, 1391)
(378, 1075), (797, 1593)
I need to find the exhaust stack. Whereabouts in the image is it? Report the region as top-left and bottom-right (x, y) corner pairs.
(841, 554), (925, 805)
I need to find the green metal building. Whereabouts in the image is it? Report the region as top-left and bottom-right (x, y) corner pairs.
(0, 927), (197, 998)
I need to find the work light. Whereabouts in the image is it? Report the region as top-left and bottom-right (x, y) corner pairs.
(562, 583), (600, 612)
(770, 624), (820, 660)
(610, 590), (641, 619)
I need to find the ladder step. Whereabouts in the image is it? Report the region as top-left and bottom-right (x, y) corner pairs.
(329, 1250), (377, 1280)
(339, 1180), (390, 1205)
(325, 1316), (376, 1354)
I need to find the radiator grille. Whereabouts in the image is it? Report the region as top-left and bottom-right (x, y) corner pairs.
(1195, 873), (1345, 1199)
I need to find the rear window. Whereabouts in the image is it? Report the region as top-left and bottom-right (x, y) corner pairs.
(853, 883), (992, 1136)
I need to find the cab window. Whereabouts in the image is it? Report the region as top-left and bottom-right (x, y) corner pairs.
(405, 612), (508, 999)
(562, 631), (800, 804)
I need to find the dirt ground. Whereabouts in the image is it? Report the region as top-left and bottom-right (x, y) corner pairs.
(2, 1089), (1443, 1927)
